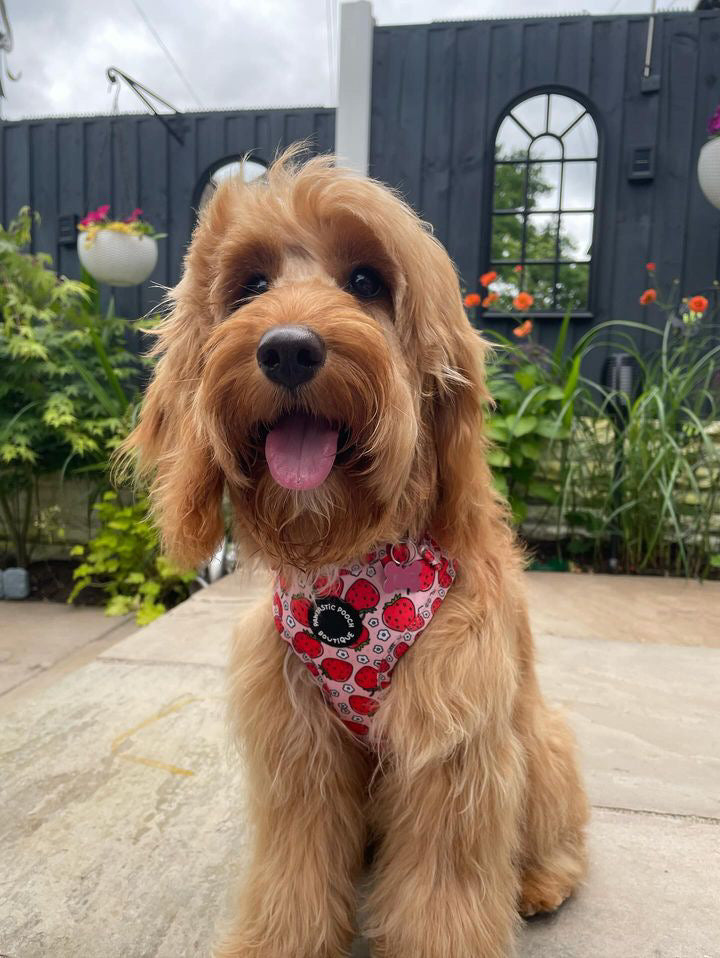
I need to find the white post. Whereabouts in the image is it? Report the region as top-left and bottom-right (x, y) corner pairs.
(335, 0), (374, 175)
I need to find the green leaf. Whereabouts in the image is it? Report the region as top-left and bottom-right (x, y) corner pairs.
(124, 571), (146, 584)
(487, 448), (511, 468)
(519, 439), (542, 460)
(535, 421), (571, 440)
(528, 480), (559, 503)
(492, 473), (509, 496)
(136, 601), (166, 626)
(105, 595), (133, 617)
(510, 497), (528, 523)
(485, 421), (509, 442)
(509, 415), (538, 437)
(514, 367), (537, 391)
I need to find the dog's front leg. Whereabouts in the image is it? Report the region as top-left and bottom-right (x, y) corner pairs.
(365, 598), (525, 958)
(215, 603), (369, 958)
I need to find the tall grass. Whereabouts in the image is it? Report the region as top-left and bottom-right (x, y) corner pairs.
(552, 315), (720, 577)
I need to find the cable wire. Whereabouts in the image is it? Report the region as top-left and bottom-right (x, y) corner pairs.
(128, 0), (202, 110)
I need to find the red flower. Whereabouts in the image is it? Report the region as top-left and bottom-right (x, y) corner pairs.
(513, 319), (533, 338)
(479, 270), (498, 287)
(464, 292), (482, 308)
(639, 289), (657, 305)
(482, 292), (498, 308)
(513, 264), (523, 273)
(688, 295), (709, 315)
(513, 292), (534, 311)
(646, 262), (656, 272)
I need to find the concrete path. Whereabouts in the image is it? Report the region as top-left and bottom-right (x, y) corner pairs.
(0, 572), (718, 958)
(0, 600), (136, 703)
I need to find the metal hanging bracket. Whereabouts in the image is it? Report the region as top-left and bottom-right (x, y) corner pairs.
(106, 66), (186, 145)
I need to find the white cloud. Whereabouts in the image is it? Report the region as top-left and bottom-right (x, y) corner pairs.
(1, 0), (680, 120)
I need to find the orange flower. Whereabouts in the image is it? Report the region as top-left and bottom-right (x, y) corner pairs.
(513, 292), (534, 311)
(464, 292), (481, 308)
(513, 264), (523, 273)
(646, 261), (656, 272)
(688, 295), (709, 315)
(479, 270), (498, 287)
(482, 292), (498, 308)
(639, 289), (657, 305)
(513, 320), (533, 338)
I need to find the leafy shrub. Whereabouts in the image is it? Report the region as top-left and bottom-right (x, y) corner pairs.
(0, 207), (143, 564)
(69, 491), (195, 624)
(484, 312), (580, 521)
(466, 266), (720, 577)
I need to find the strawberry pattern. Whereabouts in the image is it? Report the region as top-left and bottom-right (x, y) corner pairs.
(273, 536), (457, 740)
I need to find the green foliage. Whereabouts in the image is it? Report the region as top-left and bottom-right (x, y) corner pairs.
(69, 491), (195, 625)
(485, 312), (576, 522)
(556, 311), (720, 578)
(480, 273), (720, 578)
(0, 207), (143, 564)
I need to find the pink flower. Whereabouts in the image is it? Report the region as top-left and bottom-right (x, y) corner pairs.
(708, 104), (720, 136)
(125, 207), (143, 222)
(96, 204), (110, 218)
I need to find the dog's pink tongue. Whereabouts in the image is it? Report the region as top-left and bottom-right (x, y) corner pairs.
(265, 414), (339, 490)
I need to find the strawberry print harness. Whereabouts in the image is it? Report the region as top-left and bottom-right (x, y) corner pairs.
(272, 537), (457, 740)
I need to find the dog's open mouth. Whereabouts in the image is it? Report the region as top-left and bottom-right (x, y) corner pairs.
(264, 412), (341, 491)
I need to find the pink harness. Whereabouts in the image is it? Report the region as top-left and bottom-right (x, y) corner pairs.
(273, 537), (457, 739)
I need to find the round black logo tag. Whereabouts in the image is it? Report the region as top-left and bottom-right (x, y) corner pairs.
(311, 598), (362, 648)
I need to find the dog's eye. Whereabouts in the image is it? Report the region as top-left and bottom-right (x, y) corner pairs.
(242, 274), (270, 297)
(347, 266), (384, 300)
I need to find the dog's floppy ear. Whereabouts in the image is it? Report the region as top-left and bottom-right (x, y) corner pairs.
(397, 232), (496, 559)
(120, 286), (225, 568)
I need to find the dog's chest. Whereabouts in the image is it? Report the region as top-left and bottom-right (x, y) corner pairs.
(273, 538), (457, 740)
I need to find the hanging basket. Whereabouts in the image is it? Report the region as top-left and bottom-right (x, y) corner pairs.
(77, 230), (158, 287)
(698, 138), (720, 211)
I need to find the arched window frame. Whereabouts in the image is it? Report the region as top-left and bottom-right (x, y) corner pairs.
(483, 87), (602, 319)
(192, 153), (268, 218)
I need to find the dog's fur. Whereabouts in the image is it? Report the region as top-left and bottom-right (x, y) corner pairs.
(125, 147), (588, 957)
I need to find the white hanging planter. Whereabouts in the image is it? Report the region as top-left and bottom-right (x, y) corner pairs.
(77, 230), (158, 287)
(698, 138), (720, 211)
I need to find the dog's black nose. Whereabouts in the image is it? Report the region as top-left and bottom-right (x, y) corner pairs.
(256, 325), (326, 390)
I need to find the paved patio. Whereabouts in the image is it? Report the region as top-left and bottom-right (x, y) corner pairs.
(1, 571), (718, 958)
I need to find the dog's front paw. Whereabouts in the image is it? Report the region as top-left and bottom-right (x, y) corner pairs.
(518, 867), (574, 917)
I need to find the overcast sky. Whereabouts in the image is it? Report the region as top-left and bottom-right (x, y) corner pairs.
(1, 0), (688, 120)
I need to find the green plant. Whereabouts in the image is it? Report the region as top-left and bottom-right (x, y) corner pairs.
(69, 491), (195, 624)
(469, 299), (582, 522)
(0, 207), (143, 564)
(556, 274), (720, 577)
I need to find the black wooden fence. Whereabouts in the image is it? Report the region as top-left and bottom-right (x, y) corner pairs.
(0, 108), (335, 319)
(369, 9), (720, 378)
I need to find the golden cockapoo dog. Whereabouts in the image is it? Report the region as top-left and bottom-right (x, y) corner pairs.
(125, 146), (588, 958)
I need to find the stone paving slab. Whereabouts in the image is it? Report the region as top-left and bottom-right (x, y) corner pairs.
(526, 572), (720, 648)
(537, 634), (720, 819)
(0, 659), (247, 958)
(98, 572), (268, 669)
(0, 601), (135, 696)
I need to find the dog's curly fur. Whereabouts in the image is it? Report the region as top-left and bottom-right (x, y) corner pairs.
(124, 146), (588, 958)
